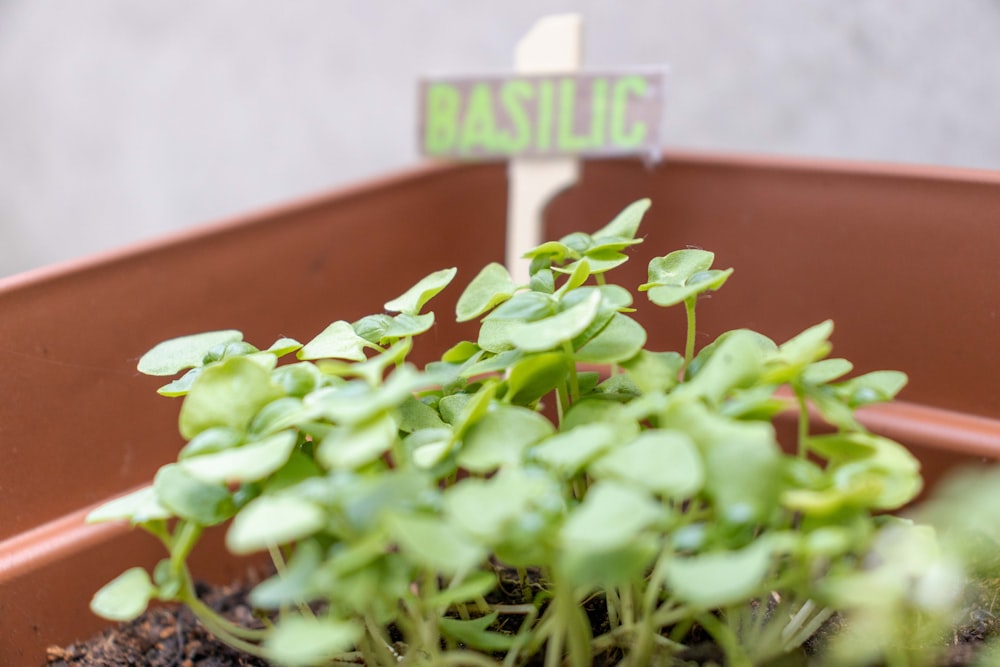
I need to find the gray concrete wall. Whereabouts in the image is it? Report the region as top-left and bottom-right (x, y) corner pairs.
(2, 1), (1000, 276)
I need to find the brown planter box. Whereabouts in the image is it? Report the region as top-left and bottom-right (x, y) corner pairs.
(3, 152), (999, 664)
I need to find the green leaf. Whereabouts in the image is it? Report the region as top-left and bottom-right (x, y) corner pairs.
(352, 312), (435, 345)
(561, 481), (661, 551)
(640, 250), (733, 307)
(530, 423), (618, 476)
(297, 321), (370, 361)
(137, 330), (243, 376)
(406, 427), (454, 468)
(561, 536), (659, 589)
(450, 381), (498, 439)
(264, 616), (362, 667)
(180, 431), (297, 483)
(439, 612), (515, 652)
(836, 370), (908, 407)
(591, 430), (704, 498)
(679, 329), (766, 404)
(763, 320), (834, 384)
(523, 240), (575, 262)
(154, 464), (235, 526)
(461, 349), (524, 378)
(264, 337), (302, 357)
(384, 267), (457, 315)
(178, 356), (284, 439)
(227, 495), (326, 554)
(504, 352), (571, 405)
(308, 364), (431, 425)
(662, 401), (781, 523)
(456, 263), (517, 321)
(477, 319), (521, 354)
(250, 540), (322, 609)
(622, 350), (684, 393)
(179, 426), (243, 459)
(319, 337), (413, 386)
(156, 367), (202, 396)
(397, 396), (447, 433)
(249, 397), (316, 436)
(271, 362), (323, 397)
(426, 570), (498, 608)
(529, 267), (555, 293)
(458, 405), (555, 473)
(593, 198), (650, 241)
(86, 486), (171, 524)
(642, 249), (713, 286)
(829, 434), (922, 510)
(574, 313), (647, 363)
(803, 358), (854, 385)
(441, 340), (480, 363)
(806, 433), (877, 464)
(665, 541), (775, 608)
(509, 289), (602, 353)
(318, 412), (398, 470)
(485, 291), (554, 321)
(91, 567), (157, 622)
(446, 467), (562, 545)
(554, 257), (592, 297)
(385, 513), (484, 575)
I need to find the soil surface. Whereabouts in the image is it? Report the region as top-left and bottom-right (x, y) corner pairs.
(44, 573), (1000, 666)
(45, 575), (271, 667)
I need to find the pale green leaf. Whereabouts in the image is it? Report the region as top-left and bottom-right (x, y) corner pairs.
(353, 312), (435, 344)
(665, 541), (775, 608)
(91, 567), (156, 622)
(384, 267), (457, 315)
(504, 352), (571, 405)
(622, 350), (684, 393)
(456, 263), (517, 322)
(763, 320), (834, 383)
(318, 412), (398, 470)
(138, 330), (243, 376)
(180, 431), (297, 483)
(154, 464), (235, 526)
(561, 482), (661, 551)
(178, 356), (284, 439)
(439, 612), (515, 652)
(509, 289), (601, 353)
(227, 495), (326, 554)
(297, 321), (369, 361)
(264, 616), (362, 667)
(458, 405), (555, 472)
(386, 513), (484, 575)
(574, 313), (647, 363)
(445, 467), (561, 544)
(530, 423), (618, 476)
(86, 486), (171, 524)
(591, 430), (704, 498)
(593, 198), (650, 241)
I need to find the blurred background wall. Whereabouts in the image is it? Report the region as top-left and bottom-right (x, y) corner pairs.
(2, 1), (999, 277)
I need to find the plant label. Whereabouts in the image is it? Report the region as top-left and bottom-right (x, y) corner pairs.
(418, 70), (666, 160)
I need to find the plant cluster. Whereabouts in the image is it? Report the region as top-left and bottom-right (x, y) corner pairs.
(89, 200), (967, 666)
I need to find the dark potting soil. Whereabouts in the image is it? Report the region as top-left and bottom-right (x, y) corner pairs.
(44, 573), (1000, 666)
(44, 575), (272, 667)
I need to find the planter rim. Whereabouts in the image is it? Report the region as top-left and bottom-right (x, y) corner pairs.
(3, 150), (1000, 292)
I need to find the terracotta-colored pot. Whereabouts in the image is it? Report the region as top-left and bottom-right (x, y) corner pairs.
(3, 152), (999, 665)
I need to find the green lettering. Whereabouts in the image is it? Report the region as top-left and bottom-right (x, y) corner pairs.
(589, 78), (608, 148)
(424, 83), (460, 155)
(536, 80), (554, 151)
(500, 80), (533, 152)
(558, 79), (590, 152)
(460, 83), (499, 153)
(610, 76), (648, 148)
